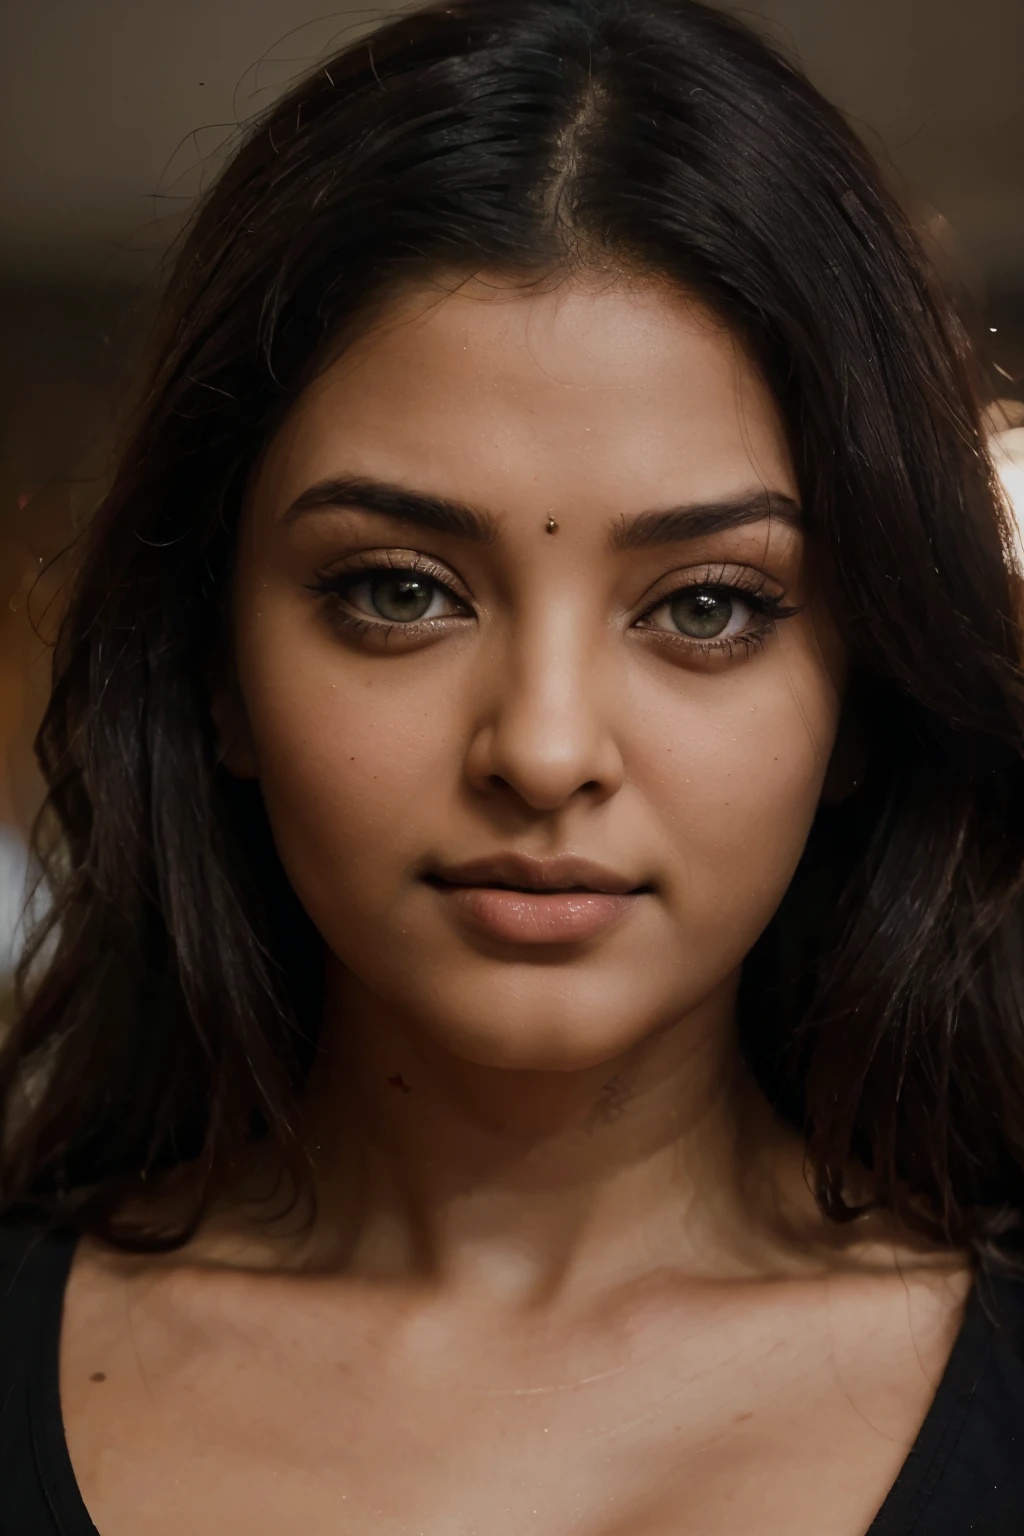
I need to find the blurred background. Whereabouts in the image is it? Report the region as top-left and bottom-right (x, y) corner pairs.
(1, 0), (1022, 987)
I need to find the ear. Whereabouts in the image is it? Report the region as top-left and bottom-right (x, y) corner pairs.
(821, 706), (866, 805)
(208, 664), (258, 780)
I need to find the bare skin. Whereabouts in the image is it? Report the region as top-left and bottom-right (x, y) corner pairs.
(60, 273), (971, 1536)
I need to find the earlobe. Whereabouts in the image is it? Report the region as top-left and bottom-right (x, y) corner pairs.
(209, 673), (259, 780)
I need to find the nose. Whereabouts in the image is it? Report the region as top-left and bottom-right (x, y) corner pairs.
(464, 612), (626, 813)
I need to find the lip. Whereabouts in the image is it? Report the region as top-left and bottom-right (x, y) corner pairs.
(424, 853), (651, 945)
(429, 852), (647, 896)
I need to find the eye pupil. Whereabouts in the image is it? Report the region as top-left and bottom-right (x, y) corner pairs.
(371, 575), (433, 622)
(670, 588), (733, 639)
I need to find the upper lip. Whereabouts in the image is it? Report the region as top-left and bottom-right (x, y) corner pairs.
(426, 853), (649, 895)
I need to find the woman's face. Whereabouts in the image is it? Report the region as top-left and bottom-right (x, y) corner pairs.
(223, 274), (843, 1071)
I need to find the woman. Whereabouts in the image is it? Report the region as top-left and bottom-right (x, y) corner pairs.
(2, 1), (1022, 1531)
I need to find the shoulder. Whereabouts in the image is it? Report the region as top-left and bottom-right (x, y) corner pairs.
(922, 1267), (1024, 1530)
(0, 1215), (76, 1280)
(0, 1220), (84, 1535)
(0, 1220), (77, 1457)
(977, 1265), (1024, 1375)
(0, 1218), (73, 1408)
(0, 1217), (77, 1338)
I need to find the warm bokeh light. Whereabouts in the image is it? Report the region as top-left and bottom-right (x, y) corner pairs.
(992, 429), (1024, 566)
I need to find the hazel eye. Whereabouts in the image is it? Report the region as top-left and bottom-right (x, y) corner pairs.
(647, 586), (752, 640)
(347, 572), (460, 623)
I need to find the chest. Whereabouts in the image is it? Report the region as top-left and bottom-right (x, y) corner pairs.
(60, 1273), (961, 1536)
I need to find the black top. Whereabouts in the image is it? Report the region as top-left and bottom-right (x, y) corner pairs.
(1, 1223), (1023, 1534)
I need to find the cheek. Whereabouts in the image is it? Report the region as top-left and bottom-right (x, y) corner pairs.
(634, 643), (840, 930)
(234, 610), (458, 899)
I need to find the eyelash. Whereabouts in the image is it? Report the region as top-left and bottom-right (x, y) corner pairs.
(633, 563), (801, 661)
(305, 555), (801, 659)
(305, 553), (471, 647)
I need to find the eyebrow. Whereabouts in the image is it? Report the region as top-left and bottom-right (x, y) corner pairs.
(284, 476), (499, 543)
(609, 490), (801, 550)
(283, 475), (800, 549)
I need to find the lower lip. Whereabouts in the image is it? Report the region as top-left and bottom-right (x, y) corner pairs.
(433, 885), (638, 944)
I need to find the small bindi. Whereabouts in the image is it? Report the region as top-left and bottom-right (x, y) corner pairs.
(388, 1073), (412, 1094)
(545, 516), (559, 535)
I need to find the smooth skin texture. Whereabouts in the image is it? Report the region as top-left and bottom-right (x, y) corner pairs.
(61, 275), (970, 1536)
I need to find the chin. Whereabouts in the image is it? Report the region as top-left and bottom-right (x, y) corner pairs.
(409, 977), (683, 1074)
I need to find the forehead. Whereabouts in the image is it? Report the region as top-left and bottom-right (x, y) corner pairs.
(253, 273), (796, 523)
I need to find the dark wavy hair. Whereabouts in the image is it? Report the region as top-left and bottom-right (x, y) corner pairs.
(3, 0), (1023, 1258)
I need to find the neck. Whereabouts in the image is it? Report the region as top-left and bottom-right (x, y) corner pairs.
(273, 965), (818, 1298)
